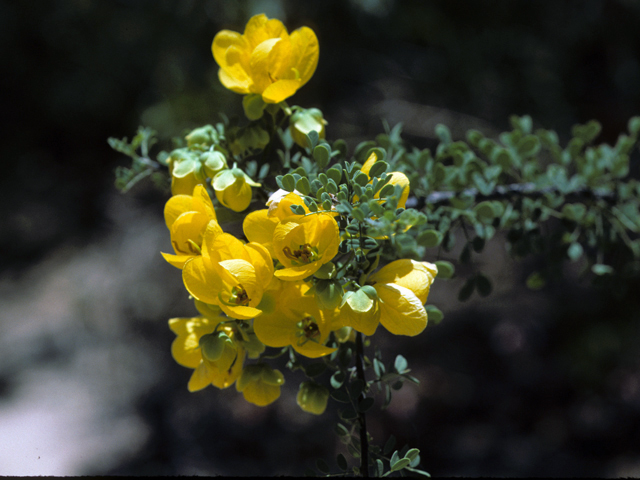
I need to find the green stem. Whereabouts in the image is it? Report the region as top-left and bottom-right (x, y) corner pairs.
(355, 331), (369, 477)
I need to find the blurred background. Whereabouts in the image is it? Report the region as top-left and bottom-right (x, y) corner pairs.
(2, 0), (640, 475)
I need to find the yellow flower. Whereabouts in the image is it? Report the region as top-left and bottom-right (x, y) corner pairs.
(212, 14), (319, 104)
(341, 259), (437, 336)
(273, 213), (340, 281)
(236, 364), (284, 406)
(361, 151), (410, 209)
(297, 381), (330, 415)
(253, 280), (337, 358)
(182, 231), (274, 320)
(168, 316), (245, 392)
(212, 167), (261, 212)
(161, 185), (223, 269)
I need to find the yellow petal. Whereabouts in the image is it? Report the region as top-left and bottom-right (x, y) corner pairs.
(192, 184), (217, 221)
(210, 348), (245, 389)
(160, 252), (192, 269)
(171, 333), (203, 369)
(164, 194), (194, 229)
(244, 14), (287, 48)
(240, 379), (281, 406)
(274, 260), (322, 281)
(246, 242), (274, 287)
(249, 37), (283, 94)
(170, 211), (209, 254)
(171, 171), (202, 196)
(339, 292), (380, 336)
(375, 283), (428, 336)
(188, 361), (214, 392)
(243, 209), (279, 257)
(289, 26), (319, 87)
(292, 340), (337, 358)
(218, 68), (251, 94)
(212, 30), (248, 71)
(182, 256), (223, 304)
(360, 151), (378, 176)
(369, 259), (436, 304)
(208, 232), (252, 264)
(262, 79), (301, 103)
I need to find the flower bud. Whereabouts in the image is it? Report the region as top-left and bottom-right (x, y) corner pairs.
(185, 125), (218, 147)
(297, 381), (330, 415)
(200, 151), (228, 178)
(212, 168), (261, 212)
(236, 364), (285, 407)
(199, 332), (235, 362)
(289, 108), (327, 148)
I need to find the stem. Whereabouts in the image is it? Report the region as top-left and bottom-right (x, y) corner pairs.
(355, 331), (369, 477)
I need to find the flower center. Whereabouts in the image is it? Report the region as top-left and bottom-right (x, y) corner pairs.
(219, 285), (251, 307)
(283, 243), (319, 265)
(296, 315), (320, 346)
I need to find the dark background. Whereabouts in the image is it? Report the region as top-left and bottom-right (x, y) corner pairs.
(2, 0), (640, 476)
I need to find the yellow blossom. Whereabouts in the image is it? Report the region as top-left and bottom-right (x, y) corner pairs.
(253, 280), (337, 358)
(212, 167), (261, 212)
(182, 232), (274, 320)
(212, 14), (319, 103)
(341, 259), (437, 336)
(273, 213), (340, 281)
(161, 185), (223, 269)
(297, 381), (330, 415)
(168, 316), (245, 392)
(236, 364), (284, 406)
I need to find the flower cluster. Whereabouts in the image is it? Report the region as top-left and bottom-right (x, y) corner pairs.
(161, 14), (438, 413)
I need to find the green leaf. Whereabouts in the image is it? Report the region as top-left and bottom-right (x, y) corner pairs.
(404, 448), (420, 462)
(313, 144), (331, 170)
(567, 242), (583, 262)
(592, 264), (614, 276)
(417, 230), (443, 248)
(434, 260), (455, 279)
(517, 135), (541, 158)
(242, 94), (266, 120)
(526, 271), (546, 290)
(458, 277), (476, 301)
(316, 459), (330, 474)
(290, 204), (306, 215)
(337, 454), (348, 471)
(376, 459), (384, 477)
(572, 120), (602, 143)
(383, 435), (397, 455)
(296, 177), (311, 195)
(341, 408), (358, 420)
(394, 355), (408, 373)
(476, 273), (492, 297)
(331, 389), (350, 403)
(390, 458), (411, 472)
(326, 167), (342, 184)
(305, 362), (327, 377)
(628, 116), (640, 136)
(425, 305), (444, 325)
(368, 160), (388, 178)
(435, 124), (452, 145)
(282, 173), (296, 192)
(358, 397), (375, 412)
(331, 371), (345, 389)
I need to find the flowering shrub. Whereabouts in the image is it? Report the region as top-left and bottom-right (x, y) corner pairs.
(110, 12), (640, 477)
